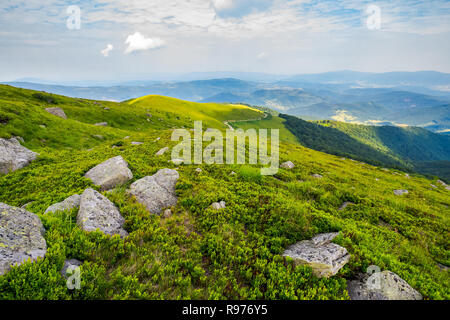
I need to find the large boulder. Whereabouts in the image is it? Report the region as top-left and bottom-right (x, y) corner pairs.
(77, 188), (128, 238)
(0, 138), (39, 175)
(45, 107), (67, 119)
(85, 156), (133, 191)
(283, 232), (350, 278)
(0, 203), (47, 276)
(44, 194), (81, 214)
(347, 271), (422, 300)
(128, 169), (179, 215)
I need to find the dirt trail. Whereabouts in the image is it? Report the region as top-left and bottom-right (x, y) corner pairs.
(223, 113), (268, 131)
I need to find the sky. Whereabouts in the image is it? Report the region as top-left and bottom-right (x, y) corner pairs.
(1, 0), (450, 82)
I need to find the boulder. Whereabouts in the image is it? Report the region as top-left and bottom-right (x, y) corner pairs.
(0, 203), (47, 276)
(347, 271), (422, 300)
(94, 122), (108, 126)
(128, 169), (179, 215)
(131, 142), (143, 145)
(61, 259), (83, 278)
(45, 107), (67, 119)
(77, 188), (128, 238)
(393, 189), (408, 196)
(155, 147), (169, 156)
(211, 201), (226, 210)
(44, 194), (81, 214)
(311, 174), (323, 179)
(280, 161), (295, 169)
(195, 168), (202, 173)
(0, 138), (39, 175)
(85, 156), (133, 191)
(283, 232), (350, 278)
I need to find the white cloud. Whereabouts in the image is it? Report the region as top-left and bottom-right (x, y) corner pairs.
(101, 44), (114, 57)
(124, 32), (165, 54)
(257, 52), (267, 59)
(211, 0), (234, 11)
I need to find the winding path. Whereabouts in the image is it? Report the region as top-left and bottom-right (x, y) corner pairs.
(223, 112), (268, 131)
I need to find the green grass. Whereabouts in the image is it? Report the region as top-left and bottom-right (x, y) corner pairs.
(0, 85), (449, 300)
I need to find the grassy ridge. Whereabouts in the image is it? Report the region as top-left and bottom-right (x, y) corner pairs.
(0, 85), (449, 300)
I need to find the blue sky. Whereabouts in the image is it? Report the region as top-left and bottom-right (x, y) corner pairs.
(1, 0), (449, 82)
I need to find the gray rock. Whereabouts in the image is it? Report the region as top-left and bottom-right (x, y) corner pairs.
(44, 194), (81, 214)
(437, 179), (447, 186)
(339, 202), (354, 211)
(311, 174), (323, 179)
(0, 138), (39, 175)
(283, 232), (350, 278)
(430, 184), (437, 188)
(61, 259), (82, 278)
(230, 171), (236, 176)
(85, 156), (133, 191)
(131, 141), (143, 145)
(446, 186), (450, 191)
(211, 201), (226, 210)
(162, 209), (172, 218)
(45, 107), (67, 119)
(94, 122), (108, 126)
(77, 188), (128, 238)
(0, 203), (47, 276)
(92, 135), (104, 140)
(169, 158), (184, 165)
(128, 169), (179, 215)
(195, 168), (202, 173)
(280, 161), (295, 169)
(393, 189), (408, 196)
(155, 147), (169, 156)
(347, 271), (422, 300)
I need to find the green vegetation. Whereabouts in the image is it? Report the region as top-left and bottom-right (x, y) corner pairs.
(279, 114), (450, 182)
(0, 85), (449, 300)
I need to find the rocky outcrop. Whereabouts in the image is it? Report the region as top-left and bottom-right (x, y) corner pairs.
(45, 107), (67, 119)
(45, 194), (81, 214)
(77, 188), (128, 238)
(347, 271), (422, 300)
(283, 232), (350, 278)
(85, 156), (133, 191)
(393, 189), (408, 196)
(0, 203), (47, 276)
(128, 169), (179, 215)
(0, 138), (39, 175)
(280, 161), (295, 169)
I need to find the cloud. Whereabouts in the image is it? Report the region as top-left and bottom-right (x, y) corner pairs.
(101, 44), (113, 57)
(257, 52), (267, 59)
(124, 32), (165, 54)
(211, 0), (234, 11)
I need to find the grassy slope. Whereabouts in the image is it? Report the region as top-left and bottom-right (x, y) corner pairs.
(0, 85), (449, 300)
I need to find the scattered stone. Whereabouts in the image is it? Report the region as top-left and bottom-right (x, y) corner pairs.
(283, 232), (350, 278)
(44, 194), (81, 214)
(230, 171), (236, 176)
(61, 259), (82, 278)
(131, 141), (143, 145)
(405, 174), (410, 178)
(393, 189), (409, 196)
(39, 124), (46, 129)
(311, 174), (323, 179)
(437, 179), (447, 186)
(347, 271), (422, 300)
(0, 203), (47, 276)
(340, 158), (346, 160)
(431, 184), (437, 188)
(0, 138), (39, 175)
(124, 136), (130, 139)
(195, 168), (202, 173)
(437, 263), (449, 271)
(169, 158), (184, 165)
(446, 186), (450, 191)
(375, 178), (380, 181)
(163, 209), (172, 218)
(94, 122), (108, 126)
(77, 188), (128, 238)
(128, 169), (179, 215)
(155, 147), (169, 156)
(280, 161), (295, 169)
(338, 202), (354, 211)
(45, 107), (67, 119)
(155, 137), (161, 141)
(85, 156), (133, 191)
(104, 107), (110, 110)
(211, 201), (226, 210)
(146, 113), (152, 118)
(93, 135), (104, 140)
